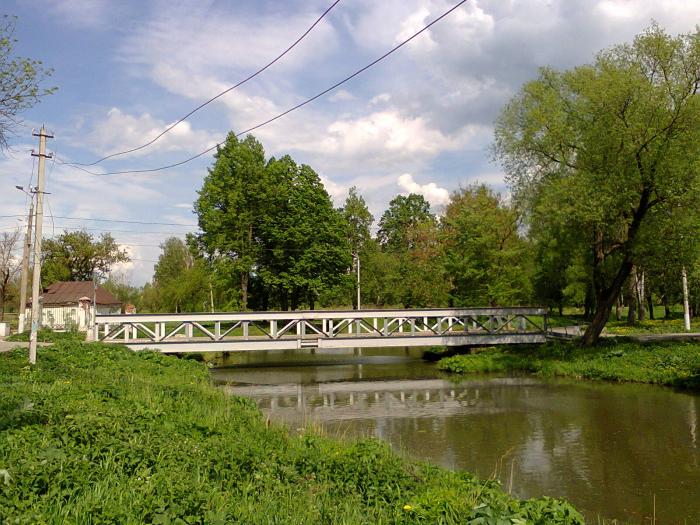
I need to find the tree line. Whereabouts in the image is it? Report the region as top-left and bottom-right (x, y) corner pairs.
(3, 24), (700, 346)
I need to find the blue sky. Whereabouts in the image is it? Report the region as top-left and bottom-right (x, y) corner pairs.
(1, 0), (699, 284)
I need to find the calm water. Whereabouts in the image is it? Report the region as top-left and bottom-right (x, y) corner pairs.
(210, 349), (700, 524)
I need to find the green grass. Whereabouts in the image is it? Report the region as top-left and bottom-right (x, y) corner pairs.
(438, 340), (700, 389)
(0, 341), (584, 524)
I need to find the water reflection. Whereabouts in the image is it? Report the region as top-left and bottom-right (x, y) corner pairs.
(213, 353), (700, 524)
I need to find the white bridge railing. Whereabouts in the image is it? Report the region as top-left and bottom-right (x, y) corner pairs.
(95, 307), (548, 352)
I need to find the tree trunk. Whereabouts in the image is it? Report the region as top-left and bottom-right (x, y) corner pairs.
(626, 268), (637, 325)
(615, 295), (621, 321)
(582, 256), (636, 346)
(581, 291), (617, 346)
(584, 282), (595, 320)
(647, 289), (655, 320)
(240, 272), (249, 310)
(557, 303), (563, 317)
(637, 270), (646, 321)
(662, 287), (672, 319)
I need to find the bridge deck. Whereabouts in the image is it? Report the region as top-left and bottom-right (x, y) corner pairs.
(95, 307), (548, 353)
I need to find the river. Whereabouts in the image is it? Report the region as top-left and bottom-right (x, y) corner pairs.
(210, 348), (700, 524)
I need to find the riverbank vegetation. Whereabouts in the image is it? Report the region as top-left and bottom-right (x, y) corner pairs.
(0, 340), (584, 523)
(438, 340), (700, 389)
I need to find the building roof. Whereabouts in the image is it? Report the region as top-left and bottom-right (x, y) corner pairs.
(33, 281), (122, 306)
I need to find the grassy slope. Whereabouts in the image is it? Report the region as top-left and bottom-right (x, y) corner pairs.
(438, 340), (700, 389)
(0, 341), (583, 524)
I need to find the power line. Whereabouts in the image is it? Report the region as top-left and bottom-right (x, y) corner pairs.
(64, 0), (342, 167)
(0, 214), (197, 226)
(60, 0), (469, 177)
(38, 225), (195, 235)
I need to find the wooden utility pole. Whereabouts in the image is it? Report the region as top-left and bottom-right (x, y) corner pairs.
(17, 192), (34, 333)
(29, 126), (53, 364)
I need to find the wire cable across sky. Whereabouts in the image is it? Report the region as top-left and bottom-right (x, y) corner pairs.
(65, 0), (342, 167)
(61, 0), (469, 177)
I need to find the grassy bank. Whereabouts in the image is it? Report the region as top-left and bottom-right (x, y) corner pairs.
(0, 341), (583, 524)
(438, 340), (700, 389)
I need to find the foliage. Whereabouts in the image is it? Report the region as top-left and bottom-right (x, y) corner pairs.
(0, 230), (21, 320)
(438, 340), (700, 389)
(42, 230), (129, 286)
(102, 273), (142, 309)
(342, 186), (374, 256)
(0, 342), (583, 523)
(256, 156), (351, 310)
(194, 135), (351, 311)
(377, 194), (435, 252)
(148, 237), (209, 312)
(0, 15), (56, 149)
(495, 25), (700, 345)
(5, 327), (82, 343)
(194, 133), (266, 309)
(442, 185), (532, 307)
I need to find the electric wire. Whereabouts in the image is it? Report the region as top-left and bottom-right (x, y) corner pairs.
(60, 0), (469, 177)
(0, 214), (197, 227)
(65, 0), (342, 167)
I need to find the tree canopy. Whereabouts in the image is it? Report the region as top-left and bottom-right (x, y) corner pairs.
(494, 24), (700, 345)
(0, 16), (55, 149)
(194, 134), (351, 310)
(42, 230), (129, 286)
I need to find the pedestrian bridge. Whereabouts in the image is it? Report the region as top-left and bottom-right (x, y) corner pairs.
(95, 307), (548, 353)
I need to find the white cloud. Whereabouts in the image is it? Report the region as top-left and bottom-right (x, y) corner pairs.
(79, 108), (219, 158)
(322, 110), (455, 156)
(329, 90), (356, 102)
(45, 0), (122, 29)
(397, 173), (449, 207)
(120, 2), (339, 89)
(369, 93), (392, 105)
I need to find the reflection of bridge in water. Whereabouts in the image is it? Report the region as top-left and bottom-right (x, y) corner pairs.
(95, 307), (548, 353)
(225, 377), (540, 423)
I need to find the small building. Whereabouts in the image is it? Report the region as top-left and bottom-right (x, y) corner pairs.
(26, 281), (122, 332)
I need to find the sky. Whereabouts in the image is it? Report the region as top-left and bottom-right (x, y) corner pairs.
(1, 0), (699, 285)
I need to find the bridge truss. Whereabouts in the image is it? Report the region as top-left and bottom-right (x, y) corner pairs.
(95, 307), (548, 353)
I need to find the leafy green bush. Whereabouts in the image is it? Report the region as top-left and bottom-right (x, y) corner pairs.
(438, 340), (700, 389)
(4, 327), (84, 343)
(0, 341), (584, 524)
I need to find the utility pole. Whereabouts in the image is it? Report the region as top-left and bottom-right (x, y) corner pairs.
(90, 270), (100, 341)
(17, 188), (34, 333)
(29, 126), (53, 364)
(355, 253), (361, 310)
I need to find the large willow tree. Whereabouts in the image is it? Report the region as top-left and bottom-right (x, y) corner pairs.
(494, 25), (700, 345)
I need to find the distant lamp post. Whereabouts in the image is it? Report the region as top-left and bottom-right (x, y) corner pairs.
(354, 253), (361, 310)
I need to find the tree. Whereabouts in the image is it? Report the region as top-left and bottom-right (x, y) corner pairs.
(152, 237), (209, 312)
(377, 194), (435, 252)
(442, 185), (532, 307)
(0, 16), (56, 149)
(341, 186), (374, 308)
(494, 25), (700, 345)
(0, 230), (20, 320)
(102, 273), (142, 310)
(256, 157), (351, 310)
(195, 133), (266, 309)
(42, 230), (129, 285)
(342, 187), (374, 254)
